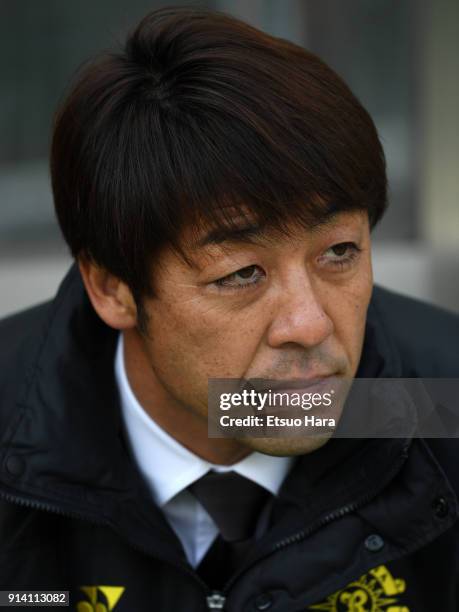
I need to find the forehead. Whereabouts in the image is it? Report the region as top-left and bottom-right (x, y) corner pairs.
(180, 206), (355, 253)
(158, 209), (369, 275)
(184, 207), (367, 252)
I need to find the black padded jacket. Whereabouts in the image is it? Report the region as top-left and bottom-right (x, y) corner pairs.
(1, 264), (459, 611)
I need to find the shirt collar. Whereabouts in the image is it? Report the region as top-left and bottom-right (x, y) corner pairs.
(115, 333), (294, 507)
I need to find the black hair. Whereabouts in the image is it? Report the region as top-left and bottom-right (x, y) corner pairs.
(51, 5), (387, 329)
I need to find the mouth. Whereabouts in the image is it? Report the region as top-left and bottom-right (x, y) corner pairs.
(243, 374), (340, 394)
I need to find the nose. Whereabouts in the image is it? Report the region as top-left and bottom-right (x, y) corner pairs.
(266, 274), (334, 349)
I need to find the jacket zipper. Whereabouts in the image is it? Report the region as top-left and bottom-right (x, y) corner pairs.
(0, 441), (410, 611)
(206, 592), (226, 609)
(220, 439), (411, 595)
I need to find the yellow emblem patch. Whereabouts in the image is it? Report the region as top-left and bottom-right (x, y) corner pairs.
(309, 565), (409, 611)
(76, 586), (125, 611)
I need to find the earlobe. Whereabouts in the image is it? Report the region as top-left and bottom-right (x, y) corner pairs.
(78, 258), (138, 330)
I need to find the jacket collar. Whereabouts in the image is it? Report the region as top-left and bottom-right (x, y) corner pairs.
(0, 264), (185, 553)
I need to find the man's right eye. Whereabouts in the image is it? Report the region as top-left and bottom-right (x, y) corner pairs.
(213, 265), (266, 290)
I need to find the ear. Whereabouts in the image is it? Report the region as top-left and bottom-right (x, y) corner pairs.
(78, 257), (138, 330)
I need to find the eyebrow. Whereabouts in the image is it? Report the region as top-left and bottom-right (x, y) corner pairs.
(196, 223), (269, 248)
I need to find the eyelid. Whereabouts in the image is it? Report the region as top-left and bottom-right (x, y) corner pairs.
(325, 241), (361, 254)
(213, 264), (266, 290)
(317, 241), (362, 267)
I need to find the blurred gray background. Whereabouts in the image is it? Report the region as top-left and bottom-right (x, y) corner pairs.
(1, 0), (458, 318)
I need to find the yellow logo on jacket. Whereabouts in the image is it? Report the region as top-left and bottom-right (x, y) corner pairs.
(309, 565), (409, 611)
(76, 586), (125, 611)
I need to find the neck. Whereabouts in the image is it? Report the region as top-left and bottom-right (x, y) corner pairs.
(122, 328), (252, 465)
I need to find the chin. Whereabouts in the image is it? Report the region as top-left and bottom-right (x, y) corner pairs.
(238, 434), (333, 457)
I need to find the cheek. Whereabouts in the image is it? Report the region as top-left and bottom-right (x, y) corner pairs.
(323, 265), (373, 354)
(146, 297), (267, 378)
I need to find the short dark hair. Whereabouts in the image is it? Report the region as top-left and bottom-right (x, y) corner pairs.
(51, 5), (387, 311)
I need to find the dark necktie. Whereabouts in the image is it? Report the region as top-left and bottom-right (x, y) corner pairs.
(189, 470), (272, 589)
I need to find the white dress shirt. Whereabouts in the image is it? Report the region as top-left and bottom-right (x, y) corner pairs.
(114, 333), (294, 567)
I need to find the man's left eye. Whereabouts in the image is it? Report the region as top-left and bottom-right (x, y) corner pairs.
(320, 242), (361, 267)
(213, 265), (265, 290)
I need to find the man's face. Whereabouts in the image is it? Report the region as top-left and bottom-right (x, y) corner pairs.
(136, 209), (373, 456)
